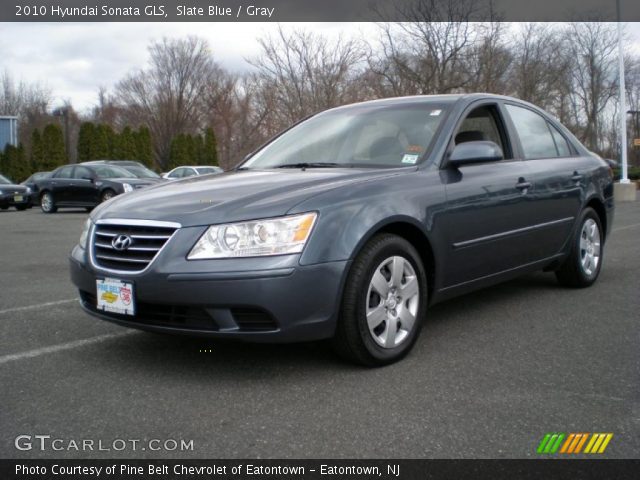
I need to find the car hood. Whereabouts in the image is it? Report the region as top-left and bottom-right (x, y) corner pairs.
(93, 168), (406, 227)
(0, 183), (28, 194)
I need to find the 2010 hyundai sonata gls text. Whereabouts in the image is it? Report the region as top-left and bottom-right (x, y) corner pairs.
(70, 94), (614, 366)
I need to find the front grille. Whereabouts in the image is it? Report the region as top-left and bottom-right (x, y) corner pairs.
(91, 222), (177, 272)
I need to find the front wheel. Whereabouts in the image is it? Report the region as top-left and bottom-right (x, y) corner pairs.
(100, 189), (115, 203)
(40, 192), (57, 213)
(556, 207), (603, 288)
(333, 234), (428, 366)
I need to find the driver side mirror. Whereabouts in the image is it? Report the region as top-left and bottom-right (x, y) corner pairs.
(82, 176), (95, 183)
(449, 141), (504, 167)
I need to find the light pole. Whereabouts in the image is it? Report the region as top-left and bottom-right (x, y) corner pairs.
(617, 0), (629, 184)
(52, 107), (70, 162)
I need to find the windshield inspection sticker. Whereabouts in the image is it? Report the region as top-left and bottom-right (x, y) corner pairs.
(401, 153), (420, 164)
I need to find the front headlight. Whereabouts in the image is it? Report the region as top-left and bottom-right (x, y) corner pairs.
(188, 212), (317, 259)
(122, 183), (134, 193)
(25, 187), (32, 194)
(79, 218), (92, 248)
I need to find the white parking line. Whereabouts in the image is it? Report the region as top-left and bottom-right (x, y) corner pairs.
(0, 332), (134, 366)
(0, 299), (76, 316)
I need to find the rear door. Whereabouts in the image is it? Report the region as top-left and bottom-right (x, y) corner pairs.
(439, 101), (538, 288)
(503, 103), (583, 260)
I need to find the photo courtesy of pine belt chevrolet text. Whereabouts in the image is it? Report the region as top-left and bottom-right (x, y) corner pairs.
(69, 93), (614, 366)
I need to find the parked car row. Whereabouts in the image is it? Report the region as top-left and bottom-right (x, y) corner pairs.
(1, 160), (223, 214)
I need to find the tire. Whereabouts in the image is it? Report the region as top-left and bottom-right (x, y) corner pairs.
(0, 206), (8, 210)
(40, 192), (57, 213)
(332, 234), (428, 366)
(100, 189), (115, 203)
(555, 207), (603, 288)
(15, 205), (28, 211)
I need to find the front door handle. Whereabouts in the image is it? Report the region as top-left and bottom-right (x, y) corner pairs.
(515, 179), (531, 191)
(571, 171), (583, 182)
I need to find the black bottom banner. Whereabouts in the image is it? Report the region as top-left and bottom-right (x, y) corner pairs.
(2, 459), (639, 480)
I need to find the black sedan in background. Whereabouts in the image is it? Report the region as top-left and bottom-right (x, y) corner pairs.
(36, 164), (160, 213)
(21, 171), (51, 206)
(0, 174), (31, 211)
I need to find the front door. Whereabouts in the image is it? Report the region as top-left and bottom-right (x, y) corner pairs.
(439, 102), (537, 288)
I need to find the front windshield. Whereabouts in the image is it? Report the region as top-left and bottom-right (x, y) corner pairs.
(242, 103), (448, 169)
(124, 165), (160, 178)
(0, 174), (12, 184)
(91, 165), (136, 178)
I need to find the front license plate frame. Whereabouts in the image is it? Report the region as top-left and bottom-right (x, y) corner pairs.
(96, 278), (135, 316)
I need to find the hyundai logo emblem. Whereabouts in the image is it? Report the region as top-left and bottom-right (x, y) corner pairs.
(112, 234), (133, 251)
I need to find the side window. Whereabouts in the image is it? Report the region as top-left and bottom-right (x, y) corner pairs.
(168, 168), (183, 178)
(505, 104), (559, 159)
(73, 166), (93, 179)
(184, 168), (197, 177)
(548, 123), (572, 157)
(455, 105), (509, 158)
(54, 166), (74, 178)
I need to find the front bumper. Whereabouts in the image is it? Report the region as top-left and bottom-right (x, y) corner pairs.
(70, 245), (348, 342)
(0, 192), (31, 207)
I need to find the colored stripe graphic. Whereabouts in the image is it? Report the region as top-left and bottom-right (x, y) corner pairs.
(585, 433), (614, 454)
(539, 433), (613, 454)
(537, 433), (565, 454)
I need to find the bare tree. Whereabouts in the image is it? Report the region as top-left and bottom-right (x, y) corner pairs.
(369, 0), (487, 96)
(115, 36), (220, 168)
(250, 26), (366, 132)
(566, 22), (618, 151)
(508, 24), (572, 116)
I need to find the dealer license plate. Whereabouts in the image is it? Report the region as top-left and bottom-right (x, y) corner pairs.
(96, 278), (135, 316)
(13, 195), (23, 202)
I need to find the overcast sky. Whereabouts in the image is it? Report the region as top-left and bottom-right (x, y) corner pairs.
(1, 22), (639, 114)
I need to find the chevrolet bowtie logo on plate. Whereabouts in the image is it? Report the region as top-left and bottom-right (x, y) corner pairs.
(112, 234), (133, 251)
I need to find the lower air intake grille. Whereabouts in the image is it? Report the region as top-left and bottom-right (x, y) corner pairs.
(91, 221), (177, 272)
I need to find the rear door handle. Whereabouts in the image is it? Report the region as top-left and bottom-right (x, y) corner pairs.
(515, 179), (531, 191)
(571, 171), (583, 182)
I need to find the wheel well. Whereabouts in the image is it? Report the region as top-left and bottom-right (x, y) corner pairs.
(586, 198), (606, 243)
(39, 190), (50, 199)
(377, 222), (436, 301)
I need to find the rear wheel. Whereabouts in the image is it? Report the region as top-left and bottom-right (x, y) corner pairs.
(333, 234), (427, 366)
(40, 192), (57, 213)
(556, 207), (603, 288)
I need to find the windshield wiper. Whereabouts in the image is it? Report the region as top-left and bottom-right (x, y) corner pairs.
(275, 162), (341, 169)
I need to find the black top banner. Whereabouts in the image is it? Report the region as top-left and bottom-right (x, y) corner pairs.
(3, 0), (640, 22)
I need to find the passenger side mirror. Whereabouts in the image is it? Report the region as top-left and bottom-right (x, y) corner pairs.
(449, 141), (504, 167)
(82, 176), (95, 183)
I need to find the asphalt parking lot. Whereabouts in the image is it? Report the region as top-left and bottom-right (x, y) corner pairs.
(1, 200), (639, 459)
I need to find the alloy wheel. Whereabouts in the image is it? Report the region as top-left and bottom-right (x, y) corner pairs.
(365, 256), (420, 348)
(579, 218), (601, 277)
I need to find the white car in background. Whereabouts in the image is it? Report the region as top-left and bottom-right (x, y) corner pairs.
(162, 166), (223, 179)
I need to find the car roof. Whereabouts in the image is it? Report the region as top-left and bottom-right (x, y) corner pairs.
(324, 93), (539, 113)
(82, 160), (144, 166)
